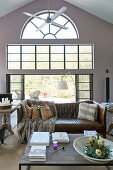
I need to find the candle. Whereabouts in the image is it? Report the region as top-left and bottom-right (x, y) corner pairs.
(53, 141), (58, 150)
(2, 98), (4, 103)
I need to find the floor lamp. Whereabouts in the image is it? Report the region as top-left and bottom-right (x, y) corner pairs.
(57, 72), (76, 101)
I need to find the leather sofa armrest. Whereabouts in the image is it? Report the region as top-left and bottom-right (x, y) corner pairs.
(98, 104), (106, 127)
(17, 106), (23, 125)
(93, 101), (106, 127)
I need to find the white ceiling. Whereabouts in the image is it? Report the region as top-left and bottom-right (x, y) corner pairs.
(0, 0), (35, 17)
(0, 0), (113, 25)
(64, 0), (113, 25)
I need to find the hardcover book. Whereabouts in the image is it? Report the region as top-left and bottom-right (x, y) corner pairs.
(84, 130), (97, 136)
(30, 132), (50, 146)
(29, 146), (46, 161)
(52, 132), (69, 143)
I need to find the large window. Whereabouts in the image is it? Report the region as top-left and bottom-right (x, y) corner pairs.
(7, 45), (94, 70)
(20, 11), (79, 39)
(7, 74), (93, 104)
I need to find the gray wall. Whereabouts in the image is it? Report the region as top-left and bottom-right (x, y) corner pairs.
(0, 0), (113, 103)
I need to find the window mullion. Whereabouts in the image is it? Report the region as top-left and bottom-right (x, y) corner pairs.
(64, 45), (65, 69)
(20, 45), (22, 69)
(49, 45), (51, 69)
(78, 45), (79, 69)
(35, 45), (37, 69)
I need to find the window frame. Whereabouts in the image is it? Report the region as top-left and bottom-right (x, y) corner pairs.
(7, 44), (94, 70)
(20, 10), (79, 40)
(6, 74), (93, 102)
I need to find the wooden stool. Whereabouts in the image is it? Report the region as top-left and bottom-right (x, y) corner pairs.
(0, 125), (5, 144)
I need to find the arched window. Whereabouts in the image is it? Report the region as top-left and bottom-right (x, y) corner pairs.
(20, 10), (79, 39)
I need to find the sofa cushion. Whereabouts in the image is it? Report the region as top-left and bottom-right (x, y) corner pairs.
(31, 104), (41, 120)
(55, 118), (103, 133)
(77, 103), (98, 121)
(21, 99), (58, 119)
(40, 104), (52, 119)
(25, 105), (32, 118)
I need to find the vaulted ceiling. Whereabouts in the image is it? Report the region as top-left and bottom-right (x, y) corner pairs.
(0, 0), (113, 25)
(0, 0), (35, 17)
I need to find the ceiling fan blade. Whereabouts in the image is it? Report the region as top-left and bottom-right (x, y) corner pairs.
(36, 22), (48, 32)
(51, 6), (67, 22)
(23, 12), (46, 21)
(51, 22), (68, 30)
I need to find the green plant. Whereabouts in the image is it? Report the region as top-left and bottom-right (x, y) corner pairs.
(85, 134), (111, 159)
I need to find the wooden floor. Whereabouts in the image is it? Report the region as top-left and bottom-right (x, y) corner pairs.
(0, 127), (113, 170)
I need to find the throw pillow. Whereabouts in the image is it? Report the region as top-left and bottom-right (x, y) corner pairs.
(25, 105), (32, 118)
(40, 104), (52, 119)
(31, 104), (41, 120)
(77, 103), (98, 121)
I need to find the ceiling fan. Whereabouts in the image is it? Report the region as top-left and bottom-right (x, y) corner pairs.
(23, 6), (68, 32)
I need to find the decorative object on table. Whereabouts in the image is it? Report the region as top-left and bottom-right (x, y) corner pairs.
(49, 146), (64, 156)
(85, 134), (110, 159)
(101, 102), (113, 111)
(30, 132), (50, 146)
(29, 145), (46, 162)
(52, 132), (69, 143)
(73, 135), (113, 164)
(0, 97), (12, 109)
(84, 130), (97, 136)
(57, 71), (76, 101)
(0, 93), (13, 103)
(0, 103), (12, 109)
(53, 141), (58, 150)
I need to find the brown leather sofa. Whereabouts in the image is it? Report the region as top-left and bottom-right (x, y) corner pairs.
(17, 100), (106, 138)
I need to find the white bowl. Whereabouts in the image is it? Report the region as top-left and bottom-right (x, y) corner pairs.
(73, 136), (113, 164)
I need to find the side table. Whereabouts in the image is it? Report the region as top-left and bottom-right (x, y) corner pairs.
(106, 109), (113, 135)
(0, 125), (5, 144)
(0, 105), (18, 135)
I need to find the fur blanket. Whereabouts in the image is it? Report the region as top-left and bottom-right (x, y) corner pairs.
(17, 100), (57, 143)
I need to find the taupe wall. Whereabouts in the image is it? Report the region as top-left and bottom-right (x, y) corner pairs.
(0, 0), (113, 103)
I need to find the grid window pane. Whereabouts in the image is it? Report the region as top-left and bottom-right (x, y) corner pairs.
(78, 83), (90, 90)
(65, 46), (77, 53)
(22, 54), (35, 61)
(79, 91), (90, 98)
(37, 62), (49, 69)
(37, 54), (49, 61)
(8, 62), (20, 69)
(66, 62), (78, 69)
(51, 54), (64, 61)
(7, 74), (93, 103)
(7, 45), (93, 70)
(22, 62), (35, 69)
(51, 46), (64, 53)
(79, 46), (92, 53)
(78, 75), (90, 82)
(8, 46), (20, 53)
(51, 62), (64, 69)
(22, 46), (35, 53)
(65, 54), (78, 61)
(79, 54), (92, 61)
(36, 46), (49, 53)
(8, 54), (20, 61)
(10, 75), (22, 82)
(10, 83), (22, 91)
(79, 62), (92, 69)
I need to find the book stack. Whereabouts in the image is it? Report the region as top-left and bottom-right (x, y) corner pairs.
(30, 132), (50, 146)
(52, 132), (69, 143)
(29, 146), (46, 162)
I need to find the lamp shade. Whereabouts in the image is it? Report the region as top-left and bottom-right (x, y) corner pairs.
(57, 80), (68, 90)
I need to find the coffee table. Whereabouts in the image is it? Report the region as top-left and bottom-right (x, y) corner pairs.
(19, 134), (113, 170)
